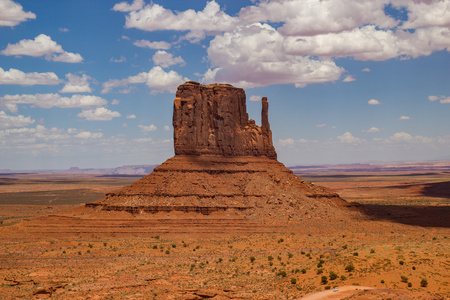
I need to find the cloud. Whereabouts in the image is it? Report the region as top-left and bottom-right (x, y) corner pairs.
(59, 73), (93, 93)
(121, 1), (239, 40)
(362, 68), (371, 72)
(278, 138), (295, 147)
(102, 66), (188, 94)
(337, 132), (361, 144)
(133, 40), (171, 50)
(0, 93), (107, 112)
(399, 116), (411, 120)
(364, 127), (380, 133)
(0, 0), (36, 27)
(152, 50), (185, 68)
(239, 0), (397, 36)
(110, 56), (127, 63)
(163, 125), (170, 131)
(342, 75), (356, 82)
(138, 124), (157, 132)
(0, 111), (35, 129)
(0, 67), (61, 85)
(249, 95), (261, 102)
(316, 123), (327, 128)
(59, 27), (69, 32)
(368, 99), (381, 105)
(428, 95), (450, 104)
(111, 99), (120, 105)
(77, 107), (121, 121)
(126, 114), (136, 119)
(75, 131), (103, 139)
(203, 23), (344, 88)
(0, 34), (83, 63)
(112, 0), (144, 12)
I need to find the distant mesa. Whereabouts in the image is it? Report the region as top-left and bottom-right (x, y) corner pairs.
(84, 81), (349, 221)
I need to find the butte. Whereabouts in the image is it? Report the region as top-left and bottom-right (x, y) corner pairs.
(25, 81), (357, 237)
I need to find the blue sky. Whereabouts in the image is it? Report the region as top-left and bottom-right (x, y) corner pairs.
(1, 0), (450, 170)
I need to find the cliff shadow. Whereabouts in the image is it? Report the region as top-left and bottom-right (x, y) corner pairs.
(358, 204), (450, 228)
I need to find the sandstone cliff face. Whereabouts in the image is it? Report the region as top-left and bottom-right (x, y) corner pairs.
(173, 81), (277, 159)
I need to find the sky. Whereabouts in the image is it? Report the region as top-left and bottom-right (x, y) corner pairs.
(1, 0), (450, 170)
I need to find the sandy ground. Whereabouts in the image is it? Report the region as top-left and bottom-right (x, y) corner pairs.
(0, 172), (449, 299)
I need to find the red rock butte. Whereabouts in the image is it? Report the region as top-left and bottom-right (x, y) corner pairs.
(85, 81), (349, 220)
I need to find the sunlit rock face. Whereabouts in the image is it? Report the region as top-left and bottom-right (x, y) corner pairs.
(173, 81), (277, 159)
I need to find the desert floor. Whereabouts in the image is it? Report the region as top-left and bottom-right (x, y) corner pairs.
(0, 171), (449, 299)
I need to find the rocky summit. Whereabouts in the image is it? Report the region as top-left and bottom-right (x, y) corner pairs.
(82, 81), (350, 225)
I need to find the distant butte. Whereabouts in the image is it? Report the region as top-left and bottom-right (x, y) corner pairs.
(83, 81), (350, 222)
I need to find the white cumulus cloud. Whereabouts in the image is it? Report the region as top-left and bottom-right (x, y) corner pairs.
(337, 132), (361, 144)
(0, 67), (61, 85)
(59, 73), (93, 93)
(138, 124), (157, 132)
(126, 114), (136, 119)
(1, 34), (83, 63)
(249, 95), (261, 102)
(428, 95), (450, 104)
(122, 1), (239, 39)
(133, 40), (171, 50)
(368, 99), (381, 105)
(0, 111), (35, 129)
(203, 23), (344, 88)
(0, 93), (107, 112)
(112, 0), (144, 12)
(77, 107), (121, 121)
(399, 116), (411, 120)
(102, 66), (188, 94)
(0, 0), (36, 27)
(364, 127), (380, 133)
(342, 75), (356, 82)
(278, 138), (295, 147)
(152, 50), (185, 68)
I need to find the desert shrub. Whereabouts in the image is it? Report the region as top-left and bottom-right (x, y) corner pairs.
(277, 270), (287, 277)
(88, 243), (93, 248)
(291, 278), (297, 284)
(103, 242), (107, 247)
(345, 264), (355, 272)
(172, 244), (176, 248)
(301, 269), (306, 274)
(401, 275), (408, 283)
(421, 279), (428, 287)
(353, 252), (358, 256)
(288, 253), (293, 258)
(278, 238), (284, 243)
(412, 266), (416, 270)
(342, 244), (348, 249)
(154, 235), (160, 239)
(269, 262), (273, 266)
(321, 276), (328, 284)
(317, 262), (323, 268)
(324, 285), (331, 290)
(408, 282), (412, 287)
(340, 275), (346, 280)
(399, 260), (405, 265)
(370, 249), (375, 253)
(250, 256), (256, 263)
(268, 255), (274, 261)
(183, 243), (187, 247)
(381, 280), (385, 283)
(294, 268), (300, 273)
(301, 251), (305, 255)
(329, 272), (338, 280)
(277, 255), (282, 261)
(153, 245), (157, 249)
(218, 258), (223, 263)
(165, 250), (170, 254)
(316, 269), (323, 275)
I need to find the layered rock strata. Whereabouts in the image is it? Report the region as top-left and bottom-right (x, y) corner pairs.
(86, 81), (347, 219)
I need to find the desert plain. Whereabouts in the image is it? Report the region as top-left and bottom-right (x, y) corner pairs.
(0, 163), (449, 299)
